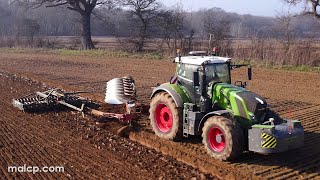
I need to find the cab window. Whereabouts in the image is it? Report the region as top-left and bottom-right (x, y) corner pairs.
(205, 63), (230, 84)
(177, 64), (199, 81)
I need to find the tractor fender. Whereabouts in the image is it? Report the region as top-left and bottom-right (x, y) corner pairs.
(197, 110), (233, 133)
(150, 84), (189, 108)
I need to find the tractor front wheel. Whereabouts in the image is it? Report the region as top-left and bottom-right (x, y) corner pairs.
(202, 116), (244, 161)
(149, 92), (182, 141)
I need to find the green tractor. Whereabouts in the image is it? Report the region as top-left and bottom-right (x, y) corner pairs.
(149, 51), (304, 161)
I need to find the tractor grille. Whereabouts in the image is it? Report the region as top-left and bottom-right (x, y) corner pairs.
(236, 91), (267, 122)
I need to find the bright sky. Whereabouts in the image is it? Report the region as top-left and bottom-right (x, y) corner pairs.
(162, 0), (306, 17)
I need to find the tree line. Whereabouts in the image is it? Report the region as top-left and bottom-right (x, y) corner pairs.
(0, 0), (319, 52)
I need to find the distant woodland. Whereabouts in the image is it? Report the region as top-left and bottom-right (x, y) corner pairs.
(0, 0), (319, 66)
(1, 1), (319, 37)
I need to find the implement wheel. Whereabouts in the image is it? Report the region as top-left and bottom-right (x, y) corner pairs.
(202, 116), (244, 161)
(149, 92), (182, 141)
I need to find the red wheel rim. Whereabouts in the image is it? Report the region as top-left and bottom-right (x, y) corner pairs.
(155, 103), (173, 133)
(208, 126), (226, 153)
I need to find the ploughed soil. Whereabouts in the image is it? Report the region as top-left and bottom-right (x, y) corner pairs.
(0, 72), (215, 179)
(0, 50), (320, 179)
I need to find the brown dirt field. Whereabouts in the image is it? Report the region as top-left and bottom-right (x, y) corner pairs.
(0, 73), (214, 179)
(0, 50), (320, 179)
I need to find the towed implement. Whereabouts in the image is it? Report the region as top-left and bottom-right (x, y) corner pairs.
(12, 76), (142, 126)
(149, 51), (304, 161)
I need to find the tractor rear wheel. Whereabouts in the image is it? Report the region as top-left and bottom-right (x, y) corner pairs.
(149, 92), (182, 141)
(202, 116), (244, 161)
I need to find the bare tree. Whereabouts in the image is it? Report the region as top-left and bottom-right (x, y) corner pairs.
(284, 0), (320, 21)
(13, 0), (116, 49)
(121, 0), (160, 52)
(248, 26), (272, 61)
(272, 13), (297, 52)
(157, 5), (195, 54)
(157, 7), (183, 51)
(203, 8), (232, 54)
(16, 18), (40, 45)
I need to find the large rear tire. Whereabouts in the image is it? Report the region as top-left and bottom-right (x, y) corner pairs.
(202, 116), (244, 161)
(149, 92), (183, 141)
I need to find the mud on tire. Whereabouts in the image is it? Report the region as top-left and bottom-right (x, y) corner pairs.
(202, 116), (244, 161)
(149, 92), (183, 141)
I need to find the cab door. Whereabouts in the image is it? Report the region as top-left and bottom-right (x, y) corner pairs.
(176, 63), (201, 104)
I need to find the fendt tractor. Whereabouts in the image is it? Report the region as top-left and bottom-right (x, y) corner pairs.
(149, 50), (304, 161)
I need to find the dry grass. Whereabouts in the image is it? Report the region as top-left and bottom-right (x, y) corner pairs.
(1, 36), (319, 68)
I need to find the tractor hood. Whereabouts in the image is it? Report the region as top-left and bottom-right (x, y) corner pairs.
(213, 83), (268, 125)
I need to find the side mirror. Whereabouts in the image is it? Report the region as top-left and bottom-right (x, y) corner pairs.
(248, 66), (252, 80)
(193, 71), (200, 86)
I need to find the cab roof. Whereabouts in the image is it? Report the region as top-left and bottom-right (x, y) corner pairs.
(174, 56), (231, 66)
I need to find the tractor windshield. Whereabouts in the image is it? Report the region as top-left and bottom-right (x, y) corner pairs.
(205, 63), (230, 84)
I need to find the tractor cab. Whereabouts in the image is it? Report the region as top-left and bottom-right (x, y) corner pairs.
(174, 55), (232, 105)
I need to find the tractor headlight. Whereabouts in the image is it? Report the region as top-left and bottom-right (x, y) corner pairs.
(249, 113), (255, 121)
